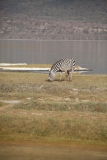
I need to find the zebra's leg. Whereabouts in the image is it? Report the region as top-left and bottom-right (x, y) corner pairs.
(67, 70), (71, 81)
(65, 71), (69, 80)
(69, 68), (74, 81)
(59, 72), (62, 81)
(69, 72), (72, 81)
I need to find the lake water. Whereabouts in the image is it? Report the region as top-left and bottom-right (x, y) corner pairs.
(0, 40), (107, 74)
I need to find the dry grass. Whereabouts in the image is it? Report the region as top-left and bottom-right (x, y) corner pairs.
(0, 72), (107, 144)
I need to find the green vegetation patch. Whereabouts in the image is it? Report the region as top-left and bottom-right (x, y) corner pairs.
(0, 115), (107, 142)
(0, 102), (5, 108)
(13, 101), (107, 113)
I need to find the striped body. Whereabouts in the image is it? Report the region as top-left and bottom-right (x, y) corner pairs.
(48, 58), (76, 81)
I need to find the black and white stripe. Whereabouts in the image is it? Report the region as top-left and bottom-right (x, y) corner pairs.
(48, 58), (76, 81)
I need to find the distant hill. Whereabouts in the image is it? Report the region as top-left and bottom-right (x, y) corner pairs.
(0, 0), (107, 39)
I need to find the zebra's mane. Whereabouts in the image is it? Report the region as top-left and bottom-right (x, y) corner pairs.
(50, 59), (64, 70)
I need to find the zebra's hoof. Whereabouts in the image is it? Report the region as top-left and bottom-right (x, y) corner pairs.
(48, 79), (53, 82)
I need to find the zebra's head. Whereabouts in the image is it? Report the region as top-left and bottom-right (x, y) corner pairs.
(48, 70), (55, 81)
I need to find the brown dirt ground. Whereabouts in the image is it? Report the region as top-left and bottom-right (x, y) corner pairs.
(0, 141), (107, 160)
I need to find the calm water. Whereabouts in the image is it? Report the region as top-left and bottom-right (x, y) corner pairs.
(0, 40), (107, 74)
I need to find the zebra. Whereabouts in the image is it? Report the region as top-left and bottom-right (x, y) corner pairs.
(48, 58), (76, 81)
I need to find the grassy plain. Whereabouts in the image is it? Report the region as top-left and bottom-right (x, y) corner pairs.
(0, 71), (107, 145)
